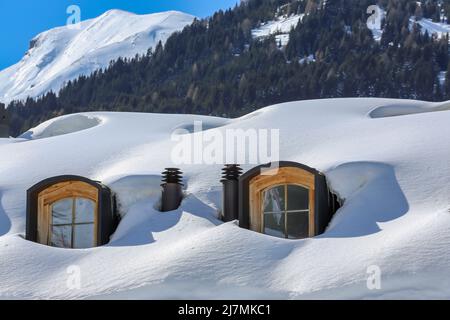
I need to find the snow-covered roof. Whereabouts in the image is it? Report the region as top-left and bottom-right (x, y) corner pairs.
(0, 98), (450, 299)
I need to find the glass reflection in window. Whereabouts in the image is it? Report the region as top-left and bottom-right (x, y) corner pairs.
(50, 197), (95, 248)
(262, 184), (309, 239)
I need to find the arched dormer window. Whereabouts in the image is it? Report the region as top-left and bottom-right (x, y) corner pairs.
(239, 162), (340, 239)
(40, 182), (98, 248)
(26, 176), (117, 248)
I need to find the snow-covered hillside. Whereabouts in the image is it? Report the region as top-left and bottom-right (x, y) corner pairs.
(368, 6), (450, 42)
(0, 10), (195, 104)
(0, 98), (450, 299)
(411, 16), (450, 39)
(252, 14), (304, 46)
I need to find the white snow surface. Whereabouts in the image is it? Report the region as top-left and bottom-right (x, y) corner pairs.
(252, 14), (303, 46)
(411, 16), (450, 39)
(0, 10), (195, 104)
(370, 100), (450, 118)
(0, 98), (450, 299)
(19, 114), (101, 139)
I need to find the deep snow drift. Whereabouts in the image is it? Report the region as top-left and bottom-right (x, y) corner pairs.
(0, 98), (449, 299)
(19, 114), (101, 139)
(369, 100), (450, 118)
(368, 7), (450, 43)
(411, 16), (450, 39)
(0, 10), (195, 103)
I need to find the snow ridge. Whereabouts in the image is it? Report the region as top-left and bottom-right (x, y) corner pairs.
(0, 10), (195, 104)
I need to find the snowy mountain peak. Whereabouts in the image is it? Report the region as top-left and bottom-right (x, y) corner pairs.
(0, 10), (195, 104)
(101, 8), (134, 16)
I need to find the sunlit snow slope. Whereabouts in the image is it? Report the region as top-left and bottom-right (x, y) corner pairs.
(411, 16), (450, 39)
(0, 10), (195, 103)
(0, 98), (449, 299)
(252, 14), (303, 46)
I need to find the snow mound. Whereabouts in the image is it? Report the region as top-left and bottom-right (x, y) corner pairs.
(411, 16), (450, 39)
(370, 100), (450, 118)
(20, 114), (101, 139)
(92, 279), (287, 300)
(171, 118), (230, 134)
(326, 162), (408, 237)
(299, 54), (315, 64)
(109, 194), (219, 247)
(0, 98), (450, 299)
(0, 10), (195, 103)
(104, 174), (166, 216)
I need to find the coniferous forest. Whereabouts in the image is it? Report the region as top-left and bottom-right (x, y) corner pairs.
(6, 0), (450, 136)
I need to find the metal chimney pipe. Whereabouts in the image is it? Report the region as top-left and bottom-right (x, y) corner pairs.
(0, 103), (9, 138)
(161, 168), (183, 212)
(221, 164), (242, 222)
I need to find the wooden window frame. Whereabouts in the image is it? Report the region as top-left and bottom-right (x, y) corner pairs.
(248, 167), (315, 238)
(37, 181), (99, 248)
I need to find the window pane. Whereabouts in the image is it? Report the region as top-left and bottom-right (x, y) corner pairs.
(73, 224), (94, 249)
(52, 198), (73, 225)
(263, 212), (285, 238)
(75, 198), (95, 223)
(263, 186), (285, 213)
(287, 212), (309, 239)
(287, 185), (309, 211)
(50, 225), (72, 248)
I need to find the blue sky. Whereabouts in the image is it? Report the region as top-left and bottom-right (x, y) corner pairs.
(0, 0), (239, 70)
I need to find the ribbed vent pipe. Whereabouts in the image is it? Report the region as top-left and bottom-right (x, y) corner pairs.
(221, 164), (242, 222)
(161, 168), (183, 212)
